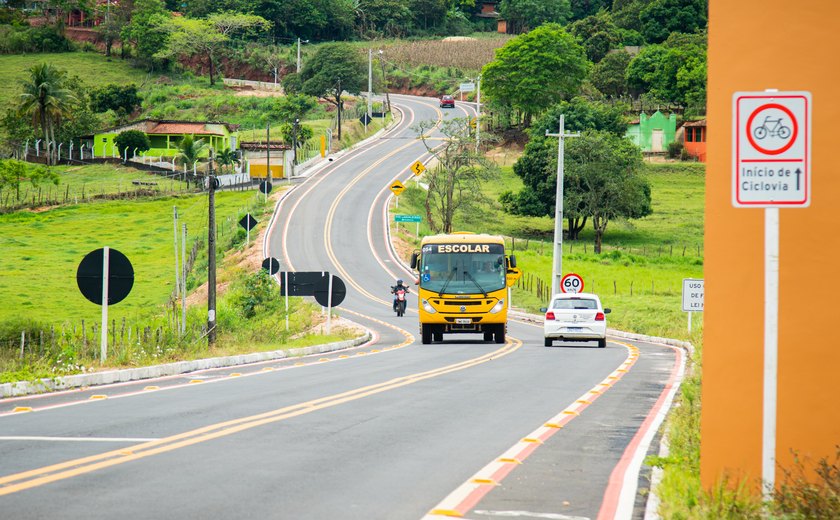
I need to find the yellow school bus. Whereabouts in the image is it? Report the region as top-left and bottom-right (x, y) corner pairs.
(410, 232), (518, 344)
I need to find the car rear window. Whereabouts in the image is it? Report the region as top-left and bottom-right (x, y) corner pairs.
(552, 299), (598, 310)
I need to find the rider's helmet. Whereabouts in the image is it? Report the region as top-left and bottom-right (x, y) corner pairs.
(396, 279), (403, 285)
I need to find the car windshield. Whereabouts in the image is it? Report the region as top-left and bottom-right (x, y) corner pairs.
(419, 243), (505, 295)
(552, 298), (598, 310)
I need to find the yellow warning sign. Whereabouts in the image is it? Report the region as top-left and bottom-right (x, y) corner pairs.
(506, 266), (522, 287)
(389, 180), (406, 196)
(411, 160), (426, 176)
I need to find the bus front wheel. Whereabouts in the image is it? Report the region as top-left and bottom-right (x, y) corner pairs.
(494, 324), (505, 344)
(421, 324), (432, 344)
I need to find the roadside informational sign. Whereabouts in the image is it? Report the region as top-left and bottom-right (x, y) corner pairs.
(460, 82), (475, 92)
(560, 273), (583, 294)
(682, 278), (704, 312)
(733, 91), (812, 207)
(394, 214), (421, 223)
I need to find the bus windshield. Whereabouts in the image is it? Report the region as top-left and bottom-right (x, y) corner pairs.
(419, 243), (506, 295)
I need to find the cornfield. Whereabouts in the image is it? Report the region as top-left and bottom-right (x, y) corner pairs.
(384, 37), (512, 72)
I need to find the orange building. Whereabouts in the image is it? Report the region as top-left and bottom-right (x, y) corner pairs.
(682, 120), (706, 162)
(702, 1), (840, 493)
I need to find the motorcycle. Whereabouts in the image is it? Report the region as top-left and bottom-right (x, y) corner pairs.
(394, 287), (407, 317)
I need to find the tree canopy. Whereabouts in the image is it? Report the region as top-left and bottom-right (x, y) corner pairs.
(300, 43), (367, 141)
(481, 24), (590, 126)
(498, 0), (572, 33)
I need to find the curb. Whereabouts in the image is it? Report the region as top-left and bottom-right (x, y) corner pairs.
(0, 331), (372, 399)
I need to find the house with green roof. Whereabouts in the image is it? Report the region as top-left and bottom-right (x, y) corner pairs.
(625, 111), (677, 152)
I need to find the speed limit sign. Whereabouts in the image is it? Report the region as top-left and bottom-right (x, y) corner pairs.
(560, 273), (584, 293)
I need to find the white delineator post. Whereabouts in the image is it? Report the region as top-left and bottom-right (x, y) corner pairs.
(546, 116), (580, 296)
(326, 273), (333, 336)
(284, 271), (290, 331)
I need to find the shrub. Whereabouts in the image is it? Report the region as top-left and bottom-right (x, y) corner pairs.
(773, 447), (840, 518)
(114, 130), (150, 156)
(667, 140), (684, 159)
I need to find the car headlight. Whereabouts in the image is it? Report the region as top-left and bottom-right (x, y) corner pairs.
(422, 299), (437, 314)
(489, 299), (505, 314)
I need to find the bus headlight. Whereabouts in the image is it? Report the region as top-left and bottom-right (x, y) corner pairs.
(422, 299), (437, 314)
(489, 299), (505, 314)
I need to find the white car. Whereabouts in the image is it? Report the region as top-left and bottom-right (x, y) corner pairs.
(542, 292), (610, 348)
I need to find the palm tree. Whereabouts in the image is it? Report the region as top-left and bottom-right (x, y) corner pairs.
(176, 135), (209, 172)
(18, 63), (76, 165)
(215, 148), (240, 174)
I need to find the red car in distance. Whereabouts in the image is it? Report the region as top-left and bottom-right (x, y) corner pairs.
(440, 95), (455, 108)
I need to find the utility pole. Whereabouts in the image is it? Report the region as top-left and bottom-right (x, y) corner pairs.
(296, 38), (308, 73)
(546, 115), (580, 297)
(266, 122), (271, 199)
(367, 48), (373, 134)
(207, 154), (217, 346)
(475, 75), (481, 154)
(378, 50), (391, 114)
(291, 118), (299, 182)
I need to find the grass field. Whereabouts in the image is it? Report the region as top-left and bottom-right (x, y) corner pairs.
(0, 190), (258, 326)
(0, 52), (152, 108)
(392, 160), (706, 340)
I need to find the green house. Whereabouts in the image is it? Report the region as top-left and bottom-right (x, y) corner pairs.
(625, 111), (677, 152)
(86, 119), (239, 159)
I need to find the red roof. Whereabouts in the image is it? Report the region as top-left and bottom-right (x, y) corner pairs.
(148, 122), (224, 135)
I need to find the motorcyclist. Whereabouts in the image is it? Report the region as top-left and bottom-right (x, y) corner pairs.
(391, 278), (410, 312)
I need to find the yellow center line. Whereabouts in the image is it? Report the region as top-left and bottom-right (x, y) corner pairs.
(0, 337), (522, 496)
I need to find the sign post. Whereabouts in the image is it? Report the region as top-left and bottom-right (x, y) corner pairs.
(395, 214), (421, 237)
(681, 278), (705, 332)
(733, 89), (812, 496)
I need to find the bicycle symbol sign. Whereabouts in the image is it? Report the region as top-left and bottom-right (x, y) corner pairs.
(733, 91), (811, 208)
(746, 103), (797, 155)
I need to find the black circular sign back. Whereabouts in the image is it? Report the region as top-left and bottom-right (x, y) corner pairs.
(259, 180), (273, 194)
(314, 275), (346, 308)
(261, 257), (280, 275)
(76, 248), (134, 305)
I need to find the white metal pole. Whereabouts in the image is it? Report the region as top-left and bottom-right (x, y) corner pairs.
(173, 206), (180, 303)
(475, 76), (481, 154)
(416, 221), (419, 238)
(763, 207), (780, 498)
(181, 223), (187, 334)
(367, 49), (373, 134)
(547, 116), (580, 296)
(326, 273), (333, 335)
(100, 246), (110, 364)
(688, 311), (692, 333)
(284, 271), (289, 331)
(297, 38), (302, 73)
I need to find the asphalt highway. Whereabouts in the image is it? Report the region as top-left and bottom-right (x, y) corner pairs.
(0, 95), (680, 520)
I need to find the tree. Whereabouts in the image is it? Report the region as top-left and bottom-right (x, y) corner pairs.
(590, 49), (632, 98)
(215, 148), (240, 173)
(640, 0), (707, 44)
(300, 43), (367, 141)
(481, 24), (590, 126)
(271, 94), (317, 122)
(355, 0), (413, 37)
(569, 0), (611, 21)
(567, 130), (651, 252)
(498, 0), (572, 33)
(255, 0), (354, 41)
(155, 13), (269, 86)
(114, 129), (150, 158)
(121, 0), (170, 69)
(17, 63), (76, 165)
(176, 135), (209, 168)
(90, 84), (142, 116)
(413, 118), (498, 234)
(568, 10), (622, 63)
(626, 31), (706, 111)
(279, 122), (313, 150)
(0, 159), (59, 202)
(501, 98), (629, 240)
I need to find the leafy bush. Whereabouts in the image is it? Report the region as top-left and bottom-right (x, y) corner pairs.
(773, 447), (840, 518)
(114, 130), (151, 156)
(90, 84), (142, 115)
(667, 140), (684, 159)
(0, 25), (72, 54)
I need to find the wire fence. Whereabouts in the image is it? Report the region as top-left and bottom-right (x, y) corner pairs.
(502, 236), (704, 259)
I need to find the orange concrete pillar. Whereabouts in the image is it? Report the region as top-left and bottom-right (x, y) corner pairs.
(702, 1), (840, 491)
